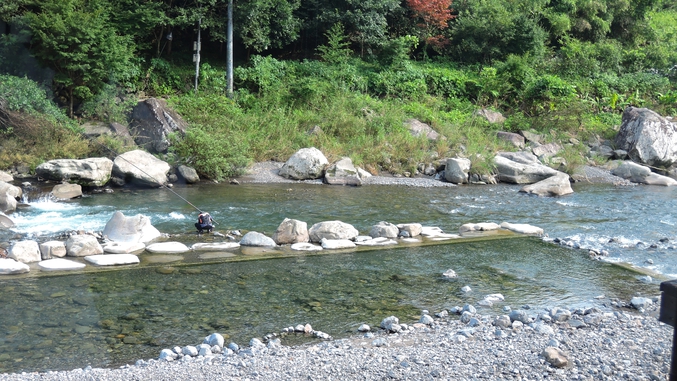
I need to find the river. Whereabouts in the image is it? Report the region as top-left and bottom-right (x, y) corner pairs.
(0, 181), (672, 373)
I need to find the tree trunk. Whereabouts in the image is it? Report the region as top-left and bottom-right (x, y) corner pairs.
(69, 87), (74, 118)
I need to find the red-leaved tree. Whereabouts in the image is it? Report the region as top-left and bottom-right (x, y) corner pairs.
(406, 0), (454, 52)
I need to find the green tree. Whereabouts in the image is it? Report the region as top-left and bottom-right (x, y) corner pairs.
(236, 0), (301, 53)
(450, 0), (547, 64)
(20, 0), (134, 116)
(299, 0), (400, 55)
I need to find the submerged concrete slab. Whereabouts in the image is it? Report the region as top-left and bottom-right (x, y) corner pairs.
(198, 252), (237, 260)
(143, 255), (184, 264)
(85, 254), (140, 266)
(103, 242), (146, 254)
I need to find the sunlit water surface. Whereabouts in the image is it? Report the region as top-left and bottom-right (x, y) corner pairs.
(0, 182), (673, 373)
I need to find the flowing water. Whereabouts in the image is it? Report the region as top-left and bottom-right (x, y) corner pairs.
(0, 182), (673, 373)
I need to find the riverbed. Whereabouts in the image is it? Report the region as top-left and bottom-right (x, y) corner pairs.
(0, 181), (671, 373)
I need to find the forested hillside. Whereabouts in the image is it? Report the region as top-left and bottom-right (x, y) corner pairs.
(0, 0), (676, 179)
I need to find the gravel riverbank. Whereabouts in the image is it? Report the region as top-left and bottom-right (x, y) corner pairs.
(0, 302), (670, 381)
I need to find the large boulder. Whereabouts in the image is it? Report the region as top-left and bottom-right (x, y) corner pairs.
(35, 158), (113, 187)
(496, 131), (524, 148)
(51, 183), (82, 199)
(444, 158), (471, 184)
(128, 98), (187, 153)
(519, 172), (574, 196)
(612, 161), (677, 186)
(102, 211), (162, 244)
(0, 181), (21, 214)
(82, 121), (136, 148)
(0, 170), (13, 182)
(272, 218), (309, 245)
(240, 231), (277, 247)
(9, 240), (41, 263)
(493, 155), (559, 184)
(113, 150), (170, 187)
(397, 223), (422, 237)
(404, 119), (440, 140)
(615, 107), (677, 167)
(475, 109), (506, 124)
(39, 241), (67, 259)
(177, 165), (200, 184)
(308, 221), (359, 243)
(324, 157), (361, 186)
(279, 147), (328, 180)
(532, 143), (562, 160)
(66, 235), (104, 257)
(369, 221), (399, 238)
(496, 151), (540, 165)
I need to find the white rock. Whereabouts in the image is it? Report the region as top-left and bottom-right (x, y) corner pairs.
(442, 269), (457, 278)
(396, 223), (423, 237)
(290, 242), (323, 251)
(420, 226), (444, 236)
(459, 222), (500, 233)
(35, 158), (113, 187)
(113, 150), (170, 187)
(308, 221), (359, 242)
(38, 258), (86, 271)
(102, 211), (161, 244)
(9, 240), (41, 263)
(146, 242), (190, 254)
(279, 147), (328, 180)
(500, 222), (544, 236)
(519, 172), (574, 196)
(66, 235), (104, 257)
(484, 293), (505, 302)
(320, 238), (356, 250)
(39, 241), (67, 259)
(84, 254), (140, 266)
(0, 258), (30, 274)
(191, 242), (240, 251)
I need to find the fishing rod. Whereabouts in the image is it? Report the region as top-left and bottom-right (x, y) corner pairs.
(83, 133), (217, 224)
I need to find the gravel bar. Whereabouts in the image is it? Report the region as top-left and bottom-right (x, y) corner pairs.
(0, 303), (670, 381)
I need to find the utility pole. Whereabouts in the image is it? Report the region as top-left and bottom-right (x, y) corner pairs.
(194, 16), (202, 94)
(226, 0), (233, 98)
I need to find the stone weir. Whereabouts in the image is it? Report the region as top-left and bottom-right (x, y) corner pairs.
(0, 213), (544, 279)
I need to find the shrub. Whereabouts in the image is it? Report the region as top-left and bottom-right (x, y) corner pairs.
(169, 126), (250, 180)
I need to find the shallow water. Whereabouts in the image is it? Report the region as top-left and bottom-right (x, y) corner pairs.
(0, 182), (672, 373)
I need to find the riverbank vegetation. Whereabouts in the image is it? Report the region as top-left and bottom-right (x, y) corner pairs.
(0, 0), (676, 179)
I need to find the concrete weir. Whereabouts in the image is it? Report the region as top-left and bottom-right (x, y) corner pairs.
(3, 222), (540, 279)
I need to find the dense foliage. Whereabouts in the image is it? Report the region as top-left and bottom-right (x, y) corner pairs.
(0, 0), (676, 178)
